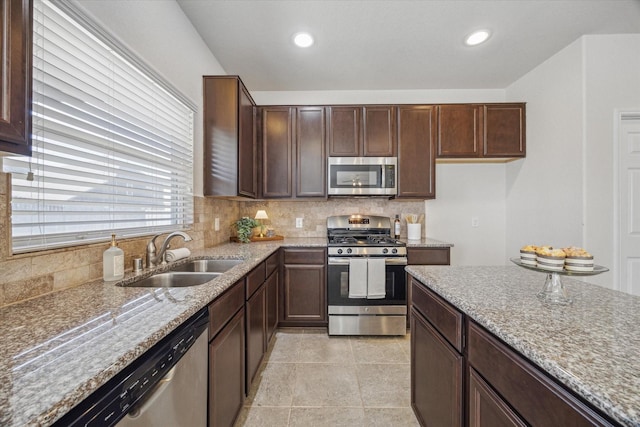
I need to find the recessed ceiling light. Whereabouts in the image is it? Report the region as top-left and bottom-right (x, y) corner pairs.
(293, 32), (314, 48)
(465, 30), (490, 46)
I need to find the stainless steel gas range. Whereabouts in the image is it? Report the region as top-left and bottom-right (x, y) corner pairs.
(326, 214), (407, 336)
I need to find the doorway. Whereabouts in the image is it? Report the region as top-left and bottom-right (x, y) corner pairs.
(615, 112), (640, 295)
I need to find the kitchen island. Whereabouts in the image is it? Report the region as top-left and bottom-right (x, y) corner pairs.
(407, 265), (640, 427)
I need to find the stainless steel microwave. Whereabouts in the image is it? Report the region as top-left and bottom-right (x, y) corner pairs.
(328, 157), (397, 196)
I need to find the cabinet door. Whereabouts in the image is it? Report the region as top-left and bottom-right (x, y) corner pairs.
(437, 104), (482, 158)
(397, 106), (436, 198)
(265, 270), (278, 345)
(0, 0), (32, 156)
(246, 284), (266, 391)
(411, 307), (463, 427)
(262, 107), (293, 198)
(296, 107), (326, 197)
(209, 308), (245, 427)
(363, 106), (396, 156)
(282, 264), (326, 325)
(407, 247), (450, 265)
(483, 104), (525, 157)
(469, 368), (527, 427)
(238, 83), (257, 197)
(468, 321), (616, 427)
(327, 106), (361, 156)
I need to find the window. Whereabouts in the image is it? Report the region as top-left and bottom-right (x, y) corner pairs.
(3, 0), (195, 253)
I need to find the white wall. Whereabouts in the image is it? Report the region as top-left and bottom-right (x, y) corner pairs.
(426, 163), (507, 265)
(72, 0), (227, 196)
(506, 35), (640, 289)
(505, 40), (585, 258)
(252, 89), (505, 105)
(583, 35), (640, 288)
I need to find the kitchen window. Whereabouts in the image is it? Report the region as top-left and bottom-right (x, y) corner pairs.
(3, 0), (195, 253)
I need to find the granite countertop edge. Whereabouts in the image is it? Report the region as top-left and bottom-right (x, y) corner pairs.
(406, 265), (640, 427)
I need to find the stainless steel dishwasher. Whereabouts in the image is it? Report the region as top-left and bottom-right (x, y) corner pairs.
(55, 308), (208, 427)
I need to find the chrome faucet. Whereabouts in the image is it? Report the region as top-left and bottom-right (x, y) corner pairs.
(146, 231), (192, 267)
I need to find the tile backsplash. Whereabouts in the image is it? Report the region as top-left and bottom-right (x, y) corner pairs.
(0, 169), (424, 307)
(238, 199), (425, 238)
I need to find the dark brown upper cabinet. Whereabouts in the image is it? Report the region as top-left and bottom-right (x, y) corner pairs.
(437, 103), (525, 159)
(326, 106), (360, 156)
(483, 104), (526, 157)
(203, 76), (257, 197)
(363, 106), (396, 156)
(0, 0), (32, 156)
(437, 104), (482, 158)
(261, 107), (294, 198)
(327, 106), (396, 157)
(296, 107), (326, 197)
(397, 106), (436, 199)
(261, 106), (326, 199)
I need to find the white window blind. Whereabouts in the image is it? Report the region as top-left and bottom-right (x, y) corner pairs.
(3, 0), (194, 253)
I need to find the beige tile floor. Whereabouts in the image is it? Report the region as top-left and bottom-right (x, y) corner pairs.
(234, 329), (420, 427)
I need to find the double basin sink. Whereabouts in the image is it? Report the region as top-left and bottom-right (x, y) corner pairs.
(121, 259), (243, 288)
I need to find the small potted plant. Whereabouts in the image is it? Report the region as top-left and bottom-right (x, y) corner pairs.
(235, 217), (259, 243)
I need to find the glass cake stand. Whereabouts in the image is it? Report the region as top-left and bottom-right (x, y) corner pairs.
(510, 258), (609, 305)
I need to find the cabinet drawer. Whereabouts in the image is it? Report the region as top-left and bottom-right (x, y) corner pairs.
(246, 262), (266, 299)
(468, 321), (616, 427)
(407, 247), (450, 265)
(266, 251), (279, 277)
(209, 279), (245, 340)
(411, 277), (463, 352)
(283, 248), (325, 264)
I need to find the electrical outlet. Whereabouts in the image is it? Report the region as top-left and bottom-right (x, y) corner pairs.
(214, 217), (220, 231)
(296, 218), (303, 228)
(471, 217), (480, 228)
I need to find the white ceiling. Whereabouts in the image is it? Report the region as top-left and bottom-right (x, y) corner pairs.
(177, 0), (640, 92)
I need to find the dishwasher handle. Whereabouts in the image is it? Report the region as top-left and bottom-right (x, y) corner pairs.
(125, 365), (177, 419)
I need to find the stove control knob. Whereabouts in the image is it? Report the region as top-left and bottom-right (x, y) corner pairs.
(346, 248), (352, 254)
(337, 249), (343, 255)
(392, 248), (398, 254)
(382, 248), (389, 254)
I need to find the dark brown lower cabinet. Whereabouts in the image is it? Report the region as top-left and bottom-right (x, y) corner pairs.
(209, 304), (245, 427)
(411, 307), (463, 427)
(280, 248), (327, 327)
(406, 247), (451, 327)
(467, 321), (617, 427)
(245, 253), (279, 392)
(409, 274), (620, 427)
(407, 247), (451, 266)
(468, 368), (526, 427)
(265, 270), (278, 344)
(246, 284), (266, 391)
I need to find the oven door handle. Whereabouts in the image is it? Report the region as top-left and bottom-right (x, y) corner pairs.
(328, 257), (407, 266)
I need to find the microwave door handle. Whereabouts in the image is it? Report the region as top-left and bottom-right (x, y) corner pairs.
(380, 165), (385, 187)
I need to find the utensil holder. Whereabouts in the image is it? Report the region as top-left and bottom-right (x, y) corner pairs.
(407, 223), (421, 240)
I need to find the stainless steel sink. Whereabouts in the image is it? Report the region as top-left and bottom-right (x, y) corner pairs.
(121, 272), (221, 288)
(169, 259), (243, 273)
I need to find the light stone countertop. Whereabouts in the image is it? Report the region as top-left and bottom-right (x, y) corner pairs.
(406, 265), (640, 427)
(0, 238), (326, 427)
(403, 237), (454, 248)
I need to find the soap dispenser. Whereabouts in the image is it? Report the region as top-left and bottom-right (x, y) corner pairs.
(103, 234), (125, 282)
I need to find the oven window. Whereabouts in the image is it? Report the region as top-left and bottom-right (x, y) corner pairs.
(328, 263), (406, 305)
